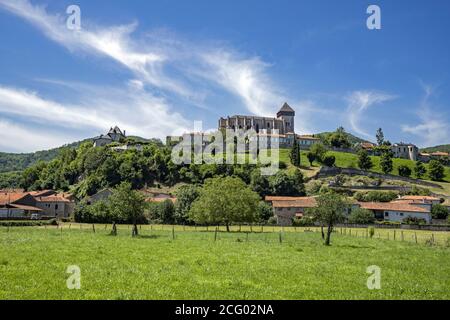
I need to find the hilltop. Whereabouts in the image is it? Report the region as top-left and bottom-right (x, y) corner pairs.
(421, 144), (450, 154)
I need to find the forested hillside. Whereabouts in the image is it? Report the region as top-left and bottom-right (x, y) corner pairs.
(421, 145), (450, 154)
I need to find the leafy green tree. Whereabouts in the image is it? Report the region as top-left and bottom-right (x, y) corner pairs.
(357, 149), (373, 171)
(398, 165), (412, 177)
(174, 185), (199, 225)
(431, 204), (448, 220)
(257, 201), (273, 222)
(310, 143), (327, 163)
(348, 208), (375, 224)
(189, 177), (260, 231)
(109, 182), (147, 236)
(428, 160), (445, 181)
(148, 199), (175, 224)
(289, 142), (301, 167)
(322, 154), (336, 167)
(306, 193), (349, 245)
(292, 168), (306, 196)
(380, 151), (393, 174)
(414, 161), (427, 179)
(376, 128), (385, 146)
(306, 152), (316, 166)
(250, 169), (271, 198)
(328, 127), (351, 149)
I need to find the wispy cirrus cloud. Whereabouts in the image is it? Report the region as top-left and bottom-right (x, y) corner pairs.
(401, 84), (450, 147)
(0, 0), (289, 117)
(346, 90), (396, 140)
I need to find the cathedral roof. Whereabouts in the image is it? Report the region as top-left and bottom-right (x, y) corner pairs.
(278, 102), (295, 113)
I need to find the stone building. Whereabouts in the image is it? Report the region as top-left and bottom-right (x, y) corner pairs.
(93, 126), (126, 147)
(218, 103), (295, 135)
(391, 143), (419, 161)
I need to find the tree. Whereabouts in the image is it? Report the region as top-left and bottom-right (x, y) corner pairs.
(428, 160), (445, 181)
(189, 177), (260, 231)
(108, 182), (147, 236)
(376, 128), (384, 146)
(291, 168), (306, 196)
(174, 185), (199, 225)
(431, 204), (449, 220)
(328, 127), (351, 149)
(257, 201), (273, 222)
(306, 152), (316, 166)
(398, 165), (412, 177)
(289, 142), (301, 167)
(348, 208), (375, 224)
(310, 143), (327, 163)
(380, 151), (393, 174)
(414, 161), (427, 179)
(306, 193), (349, 246)
(250, 169), (271, 198)
(357, 149), (373, 171)
(322, 154), (336, 167)
(269, 170), (305, 196)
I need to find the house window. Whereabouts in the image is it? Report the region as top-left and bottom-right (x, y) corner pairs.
(384, 212), (389, 217)
(55, 204), (58, 210)
(400, 212), (404, 216)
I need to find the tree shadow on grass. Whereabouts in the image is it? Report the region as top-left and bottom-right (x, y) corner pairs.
(136, 234), (161, 239)
(335, 244), (375, 249)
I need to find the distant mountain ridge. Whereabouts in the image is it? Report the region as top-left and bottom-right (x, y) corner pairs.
(420, 144), (450, 154)
(0, 136), (156, 173)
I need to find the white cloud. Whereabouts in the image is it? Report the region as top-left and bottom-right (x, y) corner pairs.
(0, 0), (291, 117)
(401, 85), (450, 147)
(346, 90), (395, 140)
(0, 84), (190, 148)
(0, 120), (75, 152)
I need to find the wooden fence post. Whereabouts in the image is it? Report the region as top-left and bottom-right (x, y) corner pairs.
(214, 227), (218, 242)
(279, 231), (282, 244)
(415, 232), (418, 244)
(172, 225), (175, 240)
(92, 224), (95, 233)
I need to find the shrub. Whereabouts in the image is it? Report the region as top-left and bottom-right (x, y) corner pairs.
(348, 208), (375, 224)
(368, 227), (375, 238)
(405, 186), (431, 196)
(398, 165), (412, 177)
(267, 216), (278, 225)
(431, 204), (449, 220)
(322, 155), (336, 167)
(354, 191), (398, 202)
(428, 160), (445, 181)
(278, 161), (287, 170)
(403, 216), (427, 225)
(292, 216), (315, 227)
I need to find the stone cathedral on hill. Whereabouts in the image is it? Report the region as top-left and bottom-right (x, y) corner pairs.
(218, 102), (295, 135)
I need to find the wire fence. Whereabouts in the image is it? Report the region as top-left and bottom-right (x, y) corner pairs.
(3, 223), (449, 247)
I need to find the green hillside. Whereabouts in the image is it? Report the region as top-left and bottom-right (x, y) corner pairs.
(315, 131), (372, 146)
(421, 144), (450, 154)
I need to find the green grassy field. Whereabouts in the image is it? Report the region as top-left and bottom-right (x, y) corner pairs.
(1, 225), (449, 300)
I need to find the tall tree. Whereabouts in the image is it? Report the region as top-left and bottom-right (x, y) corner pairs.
(174, 185), (199, 225)
(306, 193), (349, 246)
(189, 177), (260, 231)
(357, 149), (373, 171)
(289, 141), (301, 167)
(428, 160), (445, 181)
(376, 128), (385, 146)
(380, 151), (394, 174)
(414, 161), (427, 179)
(109, 182), (147, 236)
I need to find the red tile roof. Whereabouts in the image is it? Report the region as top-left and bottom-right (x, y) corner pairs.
(399, 195), (440, 201)
(35, 196), (71, 203)
(0, 192), (29, 205)
(146, 197), (177, 203)
(272, 197), (317, 208)
(358, 202), (430, 213)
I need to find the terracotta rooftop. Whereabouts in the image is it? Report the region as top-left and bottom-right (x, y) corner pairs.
(271, 197), (318, 208)
(146, 197), (177, 203)
(358, 202), (430, 213)
(297, 135), (320, 141)
(36, 196), (71, 203)
(0, 192), (29, 205)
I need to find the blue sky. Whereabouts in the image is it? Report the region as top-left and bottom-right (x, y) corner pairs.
(0, 0), (449, 152)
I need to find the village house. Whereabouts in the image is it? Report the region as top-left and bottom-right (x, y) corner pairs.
(93, 126), (126, 147)
(297, 135), (321, 149)
(391, 143), (419, 161)
(35, 195), (74, 218)
(265, 195), (433, 226)
(0, 192), (42, 218)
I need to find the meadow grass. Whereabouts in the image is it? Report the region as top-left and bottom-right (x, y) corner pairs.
(1, 225), (449, 300)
